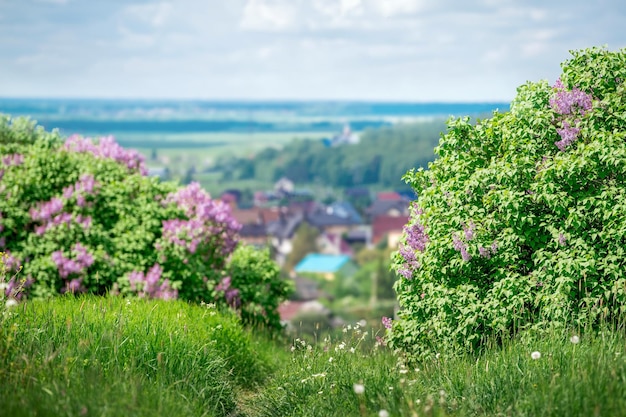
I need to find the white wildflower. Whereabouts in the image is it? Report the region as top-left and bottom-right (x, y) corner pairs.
(531, 351), (541, 360)
(379, 410), (390, 417)
(570, 335), (580, 344)
(5, 298), (18, 308)
(353, 383), (365, 394)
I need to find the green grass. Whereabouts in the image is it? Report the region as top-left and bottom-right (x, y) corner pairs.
(0, 296), (278, 417)
(3, 296), (626, 417)
(244, 323), (626, 417)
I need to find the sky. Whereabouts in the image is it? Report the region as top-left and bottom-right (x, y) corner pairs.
(1, 0), (625, 102)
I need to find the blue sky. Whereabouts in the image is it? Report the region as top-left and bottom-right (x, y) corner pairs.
(1, 0), (625, 101)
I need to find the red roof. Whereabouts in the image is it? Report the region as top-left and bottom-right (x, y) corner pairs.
(278, 301), (308, 321)
(372, 215), (409, 244)
(231, 208), (282, 225)
(377, 191), (402, 201)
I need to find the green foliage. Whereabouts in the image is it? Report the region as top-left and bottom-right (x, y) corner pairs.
(224, 245), (293, 330)
(391, 47), (626, 361)
(218, 120), (445, 189)
(0, 296), (272, 417)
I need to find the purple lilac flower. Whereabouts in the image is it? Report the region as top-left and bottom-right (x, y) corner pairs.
(463, 221), (475, 241)
(64, 278), (85, 294)
(127, 264), (178, 300)
(382, 316), (393, 330)
(51, 243), (94, 279)
(63, 135), (147, 175)
(30, 197), (64, 222)
(555, 120), (581, 151)
(3, 251), (21, 270)
(397, 218), (429, 279)
(550, 79), (593, 151)
(452, 232), (472, 262)
(225, 288), (240, 307)
(549, 79), (593, 116)
(1, 154), (24, 167)
(558, 233), (567, 246)
(478, 246), (491, 258)
(72, 243), (94, 268)
(63, 185), (74, 199)
(162, 182), (241, 256)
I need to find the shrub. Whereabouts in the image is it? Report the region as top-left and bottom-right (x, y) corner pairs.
(390, 47), (626, 361)
(0, 115), (240, 304)
(221, 245), (293, 330)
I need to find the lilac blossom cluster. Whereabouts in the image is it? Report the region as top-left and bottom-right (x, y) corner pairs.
(397, 215), (429, 280)
(62, 174), (99, 207)
(452, 233), (472, 262)
(29, 195), (92, 235)
(51, 243), (94, 293)
(162, 182), (240, 257)
(1, 153), (24, 167)
(478, 242), (498, 259)
(128, 264), (178, 300)
(63, 135), (147, 175)
(215, 276), (240, 307)
(549, 79), (593, 115)
(549, 79), (594, 151)
(382, 316), (393, 330)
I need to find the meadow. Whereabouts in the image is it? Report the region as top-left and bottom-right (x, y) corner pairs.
(3, 295), (626, 417)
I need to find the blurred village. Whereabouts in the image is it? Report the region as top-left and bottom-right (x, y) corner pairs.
(217, 176), (410, 334)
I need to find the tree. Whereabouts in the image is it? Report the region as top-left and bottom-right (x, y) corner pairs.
(284, 222), (320, 272)
(389, 47), (626, 361)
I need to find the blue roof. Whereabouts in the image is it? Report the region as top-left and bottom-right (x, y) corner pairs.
(294, 254), (351, 274)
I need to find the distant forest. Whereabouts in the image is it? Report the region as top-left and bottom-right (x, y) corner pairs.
(214, 119), (447, 189)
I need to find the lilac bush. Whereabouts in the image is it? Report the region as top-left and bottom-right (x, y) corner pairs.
(391, 47), (626, 361)
(0, 116), (241, 304)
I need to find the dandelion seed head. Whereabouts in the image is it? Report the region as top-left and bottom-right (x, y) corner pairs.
(531, 351), (541, 360)
(570, 335), (580, 344)
(379, 410), (390, 417)
(353, 383), (365, 394)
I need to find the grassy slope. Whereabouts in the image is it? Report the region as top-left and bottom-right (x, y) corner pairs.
(0, 296), (279, 417)
(3, 297), (626, 417)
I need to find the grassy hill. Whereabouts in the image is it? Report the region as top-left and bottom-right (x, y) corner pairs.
(3, 296), (626, 417)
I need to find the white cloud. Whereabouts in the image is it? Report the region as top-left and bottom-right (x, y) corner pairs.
(122, 1), (173, 27)
(371, 0), (426, 17)
(240, 0), (296, 31)
(1, 0), (626, 101)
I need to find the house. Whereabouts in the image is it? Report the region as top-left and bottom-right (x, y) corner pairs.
(372, 215), (410, 248)
(323, 124), (360, 147)
(365, 198), (410, 221)
(266, 211), (304, 266)
(278, 276), (332, 324)
(274, 177), (295, 195)
(231, 207), (283, 248)
(294, 254), (358, 280)
(305, 201), (362, 236)
(316, 232), (354, 257)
